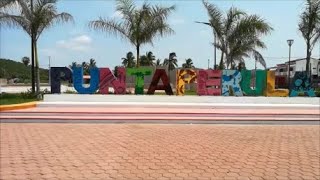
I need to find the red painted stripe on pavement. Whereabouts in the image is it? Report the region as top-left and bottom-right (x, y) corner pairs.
(1, 116), (319, 121)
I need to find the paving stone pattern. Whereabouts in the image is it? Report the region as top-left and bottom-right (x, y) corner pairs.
(0, 124), (319, 180)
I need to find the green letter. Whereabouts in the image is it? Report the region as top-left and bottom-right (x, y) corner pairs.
(126, 68), (152, 94)
(240, 70), (267, 96)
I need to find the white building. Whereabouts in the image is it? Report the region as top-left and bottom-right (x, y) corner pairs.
(275, 58), (320, 78)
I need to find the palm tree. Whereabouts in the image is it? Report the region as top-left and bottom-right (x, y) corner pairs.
(140, 51), (155, 66)
(21, 56), (30, 66)
(82, 61), (89, 75)
(198, 0), (272, 69)
(155, 59), (162, 66)
(182, 58), (195, 68)
(69, 61), (78, 69)
(89, 58), (96, 68)
(299, 0), (320, 75)
(163, 52), (178, 71)
(0, 0), (18, 9)
(122, 51), (136, 68)
(89, 0), (175, 67)
(2, 0), (73, 94)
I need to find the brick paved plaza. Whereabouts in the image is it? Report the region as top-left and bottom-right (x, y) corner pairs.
(0, 123), (319, 180)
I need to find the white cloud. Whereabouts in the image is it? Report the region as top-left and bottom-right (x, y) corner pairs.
(56, 35), (92, 52)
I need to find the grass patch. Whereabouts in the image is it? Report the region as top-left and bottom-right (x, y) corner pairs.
(0, 93), (38, 105)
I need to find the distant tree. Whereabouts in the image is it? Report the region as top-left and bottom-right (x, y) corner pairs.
(238, 61), (246, 71)
(155, 59), (162, 66)
(122, 52), (136, 68)
(140, 51), (155, 66)
(82, 61), (89, 75)
(21, 56), (30, 66)
(298, 0), (320, 74)
(69, 62), (78, 69)
(89, 58), (96, 67)
(89, 0), (175, 67)
(113, 66), (119, 77)
(163, 52), (178, 71)
(182, 58), (195, 68)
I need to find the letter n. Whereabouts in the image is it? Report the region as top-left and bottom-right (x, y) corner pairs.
(99, 67), (126, 94)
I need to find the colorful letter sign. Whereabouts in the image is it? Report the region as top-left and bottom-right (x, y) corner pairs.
(50, 67), (72, 94)
(147, 69), (173, 95)
(197, 70), (222, 96)
(222, 70), (243, 96)
(126, 67), (152, 94)
(72, 67), (99, 94)
(240, 70), (267, 96)
(290, 72), (315, 97)
(176, 69), (197, 95)
(99, 67), (126, 94)
(265, 71), (289, 97)
(50, 65), (318, 98)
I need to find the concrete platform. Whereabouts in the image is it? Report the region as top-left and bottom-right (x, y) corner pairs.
(44, 94), (320, 104)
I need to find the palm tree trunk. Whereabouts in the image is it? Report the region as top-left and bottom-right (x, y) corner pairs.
(31, 0), (35, 93)
(219, 52), (224, 70)
(31, 38), (35, 93)
(136, 44), (140, 67)
(306, 41), (311, 76)
(35, 41), (40, 94)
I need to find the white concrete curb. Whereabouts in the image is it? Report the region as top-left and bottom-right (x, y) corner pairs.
(38, 102), (320, 108)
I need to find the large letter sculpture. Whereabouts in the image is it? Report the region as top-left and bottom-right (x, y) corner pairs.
(72, 66), (99, 94)
(176, 69), (197, 95)
(126, 68), (152, 94)
(50, 67), (72, 94)
(197, 70), (222, 96)
(222, 70), (243, 96)
(265, 71), (289, 97)
(240, 70), (267, 96)
(290, 72), (315, 97)
(99, 67), (126, 94)
(147, 69), (173, 95)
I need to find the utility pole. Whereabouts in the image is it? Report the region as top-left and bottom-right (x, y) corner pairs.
(31, 0), (35, 93)
(208, 59), (210, 69)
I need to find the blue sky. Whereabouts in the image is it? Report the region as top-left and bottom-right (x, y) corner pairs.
(1, 0), (320, 70)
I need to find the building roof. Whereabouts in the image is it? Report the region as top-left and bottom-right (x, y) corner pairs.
(276, 57), (319, 66)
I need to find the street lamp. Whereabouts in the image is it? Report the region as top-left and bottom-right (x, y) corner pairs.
(287, 39), (294, 88)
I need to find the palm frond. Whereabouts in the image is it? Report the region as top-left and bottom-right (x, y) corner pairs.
(89, 17), (132, 43)
(252, 50), (266, 69)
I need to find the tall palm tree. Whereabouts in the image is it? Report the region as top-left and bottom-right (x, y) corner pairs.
(21, 56), (30, 66)
(299, 0), (320, 75)
(89, 0), (175, 67)
(182, 58), (195, 68)
(2, 0), (73, 94)
(198, 0), (272, 69)
(122, 51), (136, 68)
